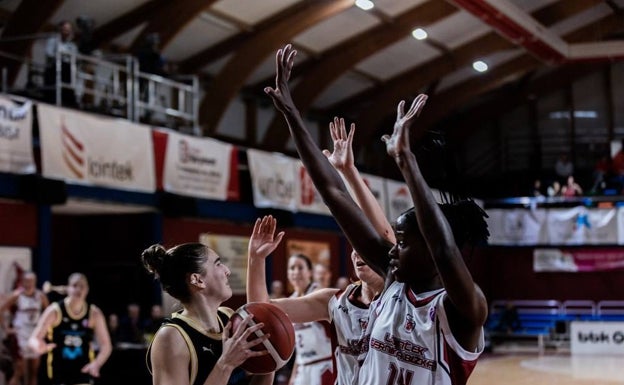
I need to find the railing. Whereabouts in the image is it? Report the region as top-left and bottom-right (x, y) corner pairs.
(0, 36), (199, 130)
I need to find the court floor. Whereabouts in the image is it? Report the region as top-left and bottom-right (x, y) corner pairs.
(469, 353), (624, 384)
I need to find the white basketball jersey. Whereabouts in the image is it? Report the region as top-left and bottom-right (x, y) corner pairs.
(358, 281), (483, 385)
(292, 283), (334, 365)
(12, 291), (43, 332)
(328, 283), (370, 385)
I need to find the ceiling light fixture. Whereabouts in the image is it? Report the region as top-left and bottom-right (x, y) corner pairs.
(412, 28), (427, 40)
(472, 60), (488, 73)
(355, 0), (374, 11)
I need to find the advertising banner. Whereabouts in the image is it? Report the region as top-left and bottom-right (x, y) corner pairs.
(247, 149), (297, 211)
(162, 129), (234, 200)
(38, 104), (155, 192)
(0, 97), (34, 174)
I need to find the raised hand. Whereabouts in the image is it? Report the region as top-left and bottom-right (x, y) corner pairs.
(248, 215), (284, 261)
(322, 117), (355, 172)
(264, 44), (297, 114)
(381, 94), (428, 158)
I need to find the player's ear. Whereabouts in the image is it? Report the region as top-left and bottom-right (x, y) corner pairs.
(189, 273), (205, 288)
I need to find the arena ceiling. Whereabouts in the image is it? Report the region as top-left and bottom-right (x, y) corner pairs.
(1, 0), (623, 156)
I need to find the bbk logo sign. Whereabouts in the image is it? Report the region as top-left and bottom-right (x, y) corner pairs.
(571, 321), (624, 355)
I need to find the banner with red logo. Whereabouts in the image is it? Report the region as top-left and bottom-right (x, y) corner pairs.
(161, 129), (235, 201)
(359, 172), (388, 217)
(0, 97), (34, 174)
(247, 149), (297, 211)
(534, 248), (624, 272)
(385, 179), (413, 222)
(295, 160), (330, 215)
(38, 104), (155, 192)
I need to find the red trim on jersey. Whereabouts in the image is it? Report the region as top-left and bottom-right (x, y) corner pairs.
(441, 336), (478, 385)
(405, 287), (444, 307)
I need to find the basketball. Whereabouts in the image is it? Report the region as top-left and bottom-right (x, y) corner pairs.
(230, 302), (296, 374)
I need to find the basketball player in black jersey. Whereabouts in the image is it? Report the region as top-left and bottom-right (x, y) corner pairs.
(28, 272), (112, 385)
(141, 242), (273, 385)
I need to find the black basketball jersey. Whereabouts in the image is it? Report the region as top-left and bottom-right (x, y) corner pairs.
(146, 307), (246, 385)
(47, 300), (94, 385)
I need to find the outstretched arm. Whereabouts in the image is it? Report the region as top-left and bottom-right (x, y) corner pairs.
(265, 44), (391, 276)
(322, 118), (395, 244)
(246, 215), (338, 323)
(383, 96), (487, 347)
(247, 216), (284, 304)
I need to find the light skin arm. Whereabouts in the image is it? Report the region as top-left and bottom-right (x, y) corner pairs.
(151, 316), (269, 385)
(323, 118), (396, 244)
(246, 215), (337, 323)
(383, 96), (488, 350)
(265, 44), (391, 277)
(82, 305), (112, 377)
(28, 303), (59, 355)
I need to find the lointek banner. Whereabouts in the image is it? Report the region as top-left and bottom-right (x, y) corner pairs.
(38, 104), (155, 192)
(0, 97), (34, 174)
(161, 129), (234, 200)
(247, 149), (297, 211)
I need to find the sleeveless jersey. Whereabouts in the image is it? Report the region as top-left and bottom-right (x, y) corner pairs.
(358, 282), (483, 385)
(328, 283), (371, 385)
(146, 307), (246, 385)
(291, 283), (336, 385)
(12, 290), (44, 358)
(47, 300), (94, 385)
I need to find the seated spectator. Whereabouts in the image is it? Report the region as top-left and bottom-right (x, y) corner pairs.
(117, 303), (144, 345)
(590, 154), (611, 195)
(561, 175), (583, 197)
(532, 179), (544, 197)
(269, 280), (285, 299)
(547, 180), (561, 197)
(335, 276), (350, 291)
(313, 263), (332, 289)
(141, 304), (164, 344)
(494, 302), (521, 333)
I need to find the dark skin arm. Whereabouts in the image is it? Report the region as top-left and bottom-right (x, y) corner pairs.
(264, 44), (391, 276)
(383, 97), (488, 351)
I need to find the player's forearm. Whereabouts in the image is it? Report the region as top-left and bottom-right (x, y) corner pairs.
(246, 257), (270, 303)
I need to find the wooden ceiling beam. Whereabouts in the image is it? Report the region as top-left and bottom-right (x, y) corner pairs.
(179, 1), (316, 73)
(418, 13), (623, 135)
(129, 0), (219, 52)
(198, 0), (354, 135)
(259, 0), (458, 149)
(0, 0), (65, 82)
(92, 0), (168, 47)
(342, 0), (604, 150)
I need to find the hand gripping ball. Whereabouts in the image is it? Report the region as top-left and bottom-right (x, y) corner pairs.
(230, 302), (296, 374)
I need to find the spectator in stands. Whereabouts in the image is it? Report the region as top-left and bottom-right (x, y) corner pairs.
(590, 153), (611, 195)
(313, 263), (332, 289)
(532, 179), (544, 197)
(334, 276), (350, 291)
(561, 175), (583, 197)
(107, 313), (120, 346)
(547, 180), (561, 197)
(554, 153), (574, 183)
(136, 33), (167, 77)
(142, 304), (165, 344)
(117, 303), (145, 345)
(44, 20), (78, 107)
(611, 139), (624, 192)
(268, 280), (285, 299)
(494, 302), (521, 333)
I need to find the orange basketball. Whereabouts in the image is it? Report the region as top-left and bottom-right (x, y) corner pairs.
(230, 302), (296, 374)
